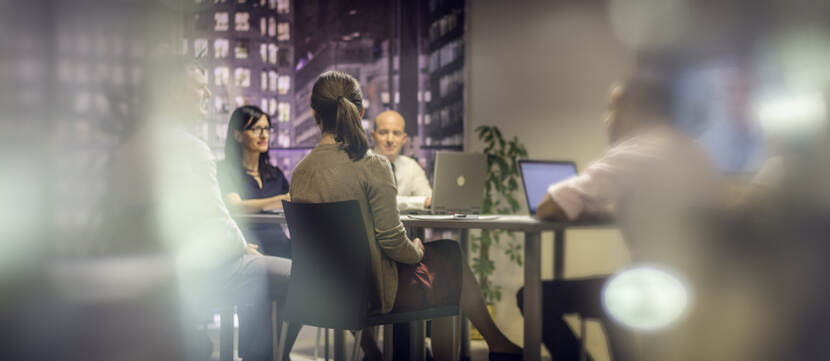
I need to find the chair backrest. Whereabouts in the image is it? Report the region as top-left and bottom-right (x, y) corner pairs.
(281, 200), (371, 330)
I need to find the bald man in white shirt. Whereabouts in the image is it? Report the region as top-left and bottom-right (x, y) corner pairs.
(371, 110), (433, 211)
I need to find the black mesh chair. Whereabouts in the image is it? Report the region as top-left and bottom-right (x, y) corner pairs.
(277, 200), (461, 361)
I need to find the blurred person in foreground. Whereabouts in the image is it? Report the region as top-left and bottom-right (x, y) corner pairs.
(290, 70), (522, 361)
(709, 88), (830, 360)
(370, 110), (433, 211)
(103, 58), (298, 361)
(519, 74), (725, 361)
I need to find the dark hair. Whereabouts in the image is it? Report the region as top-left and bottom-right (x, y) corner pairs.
(224, 105), (279, 181)
(619, 73), (675, 120)
(310, 70), (369, 161)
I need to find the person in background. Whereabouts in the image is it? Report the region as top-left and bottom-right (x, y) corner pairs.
(290, 70), (522, 361)
(218, 105), (292, 258)
(520, 74), (724, 361)
(370, 110), (432, 211)
(217, 105), (295, 361)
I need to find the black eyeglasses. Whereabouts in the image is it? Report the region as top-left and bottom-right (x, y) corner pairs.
(246, 126), (272, 136)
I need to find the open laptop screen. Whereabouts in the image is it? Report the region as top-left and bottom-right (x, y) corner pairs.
(519, 160), (578, 214)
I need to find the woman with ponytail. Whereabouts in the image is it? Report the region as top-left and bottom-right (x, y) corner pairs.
(291, 71), (522, 361)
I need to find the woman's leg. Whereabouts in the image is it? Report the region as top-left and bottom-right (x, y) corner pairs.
(431, 316), (462, 361)
(458, 261), (521, 354)
(359, 327), (383, 361)
(431, 262), (520, 361)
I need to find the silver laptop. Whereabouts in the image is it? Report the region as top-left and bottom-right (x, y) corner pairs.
(518, 160), (578, 215)
(430, 152), (487, 215)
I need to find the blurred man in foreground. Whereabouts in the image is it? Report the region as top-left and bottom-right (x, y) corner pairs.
(521, 74), (724, 361)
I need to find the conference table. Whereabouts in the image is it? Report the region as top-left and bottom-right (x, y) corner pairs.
(235, 213), (612, 361)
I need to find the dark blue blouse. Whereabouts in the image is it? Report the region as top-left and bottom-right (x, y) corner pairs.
(217, 160), (291, 258)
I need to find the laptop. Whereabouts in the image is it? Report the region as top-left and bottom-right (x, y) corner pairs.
(519, 160), (578, 215)
(412, 152), (487, 218)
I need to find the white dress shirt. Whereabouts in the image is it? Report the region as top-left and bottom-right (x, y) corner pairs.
(391, 154), (433, 211)
(547, 124), (725, 266)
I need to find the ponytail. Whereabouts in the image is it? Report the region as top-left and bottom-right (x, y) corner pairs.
(310, 70), (370, 161)
(335, 96), (369, 160)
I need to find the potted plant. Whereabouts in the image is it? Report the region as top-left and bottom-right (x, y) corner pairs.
(469, 126), (528, 337)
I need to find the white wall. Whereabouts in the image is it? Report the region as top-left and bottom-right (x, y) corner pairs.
(467, 1), (635, 360)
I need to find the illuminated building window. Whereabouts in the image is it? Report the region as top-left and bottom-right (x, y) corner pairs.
(260, 17), (267, 36)
(278, 103), (290, 122)
(260, 43), (267, 63)
(269, 44), (278, 64)
(214, 66), (229, 86)
(214, 38), (229, 58)
(234, 12), (250, 31)
(277, 75), (290, 94)
(261, 71), (268, 91)
(214, 12), (229, 31)
(234, 41), (249, 59)
(269, 98), (278, 115)
(269, 71), (278, 92)
(215, 95), (229, 113)
(277, 0), (289, 13)
(194, 38), (208, 58)
(235, 68), (251, 88)
(277, 23), (290, 41)
(268, 17), (276, 37)
(268, 0), (276, 10)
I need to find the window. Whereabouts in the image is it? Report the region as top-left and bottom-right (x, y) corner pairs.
(269, 98), (278, 115)
(194, 38), (208, 58)
(277, 129), (290, 148)
(277, 0), (289, 13)
(214, 38), (229, 58)
(234, 41), (248, 59)
(214, 66), (229, 86)
(214, 12), (229, 31)
(268, 17), (276, 37)
(268, 0), (276, 9)
(260, 71), (268, 91)
(215, 95), (229, 113)
(234, 12), (250, 31)
(260, 44), (268, 63)
(278, 48), (290, 67)
(277, 75), (290, 94)
(235, 96), (246, 107)
(278, 103), (290, 122)
(268, 71), (278, 92)
(235, 68), (250, 88)
(277, 23), (290, 41)
(260, 17), (267, 36)
(261, 98), (268, 112)
(268, 44), (278, 64)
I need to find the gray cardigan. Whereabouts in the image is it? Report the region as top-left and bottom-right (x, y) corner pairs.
(290, 144), (424, 313)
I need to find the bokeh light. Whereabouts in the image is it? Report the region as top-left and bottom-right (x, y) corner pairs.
(603, 265), (691, 332)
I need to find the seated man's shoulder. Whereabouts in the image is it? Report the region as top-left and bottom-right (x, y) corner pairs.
(395, 154), (421, 168)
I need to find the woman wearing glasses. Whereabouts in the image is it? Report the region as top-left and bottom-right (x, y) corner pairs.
(218, 105), (294, 361)
(218, 105), (292, 257)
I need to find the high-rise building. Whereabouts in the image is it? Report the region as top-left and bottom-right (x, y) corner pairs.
(423, 0), (465, 150)
(183, 0), (295, 158)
